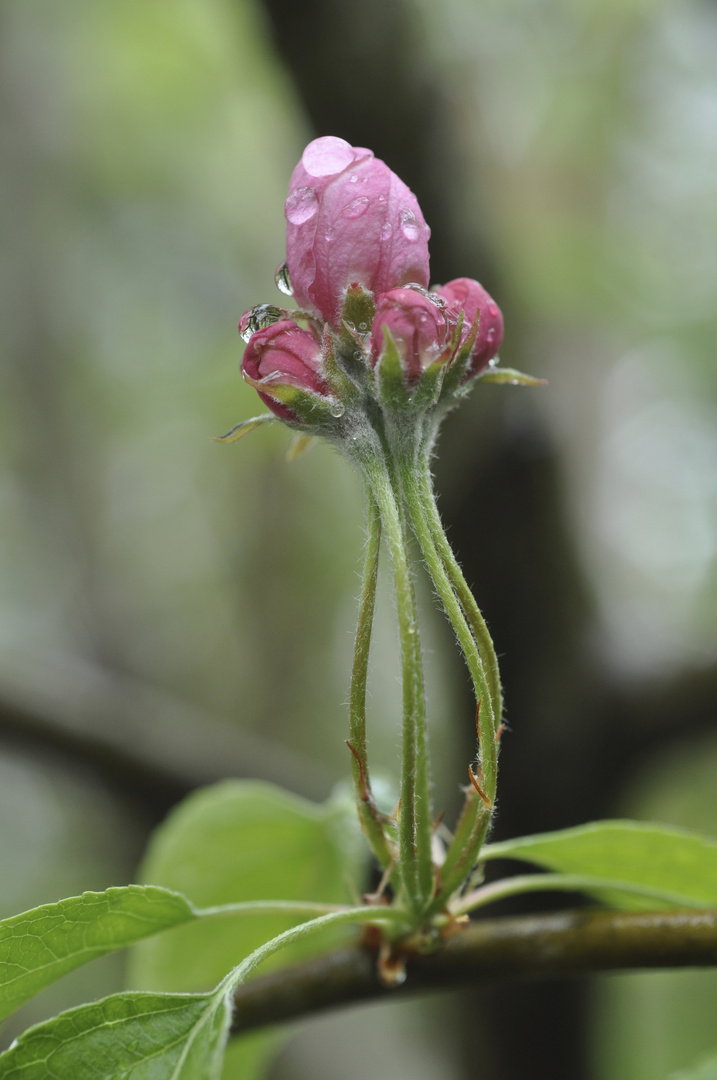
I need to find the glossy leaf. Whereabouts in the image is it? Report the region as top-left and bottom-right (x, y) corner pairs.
(0, 989), (230, 1080)
(0, 886), (196, 1024)
(483, 820), (717, 908)
(128, 780), (365, 1080)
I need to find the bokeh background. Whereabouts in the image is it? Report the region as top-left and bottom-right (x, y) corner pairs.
(1, 0), (717, 1077)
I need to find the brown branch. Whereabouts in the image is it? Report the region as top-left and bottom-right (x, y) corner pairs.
(231, 907), (717, 1036)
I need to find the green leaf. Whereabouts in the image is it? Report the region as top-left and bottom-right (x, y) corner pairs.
(483, 820), (717, 908)
(0, 886), (196, 1024)
(128, 780), (365, 1080)
(0, 989), (230, 1080)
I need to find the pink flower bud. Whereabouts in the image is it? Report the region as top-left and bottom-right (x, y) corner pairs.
(241, 320), (326, 422)
(285, 136), (431, 327)
(433, 277), (504, 378)
(371, 289), (448, 382)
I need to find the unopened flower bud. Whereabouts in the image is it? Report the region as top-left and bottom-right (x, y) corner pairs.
(285, 136), (431, 327)
(434, 277), (504, 378)
(371, 289), (448, 382)
(241, 320), (327, 422)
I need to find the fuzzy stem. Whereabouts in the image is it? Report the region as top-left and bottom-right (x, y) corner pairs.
(417, 460), (503, 731)
(400, 456), (497, 803)
(348, 484), (395, 871)
(358, 449), (434, 915)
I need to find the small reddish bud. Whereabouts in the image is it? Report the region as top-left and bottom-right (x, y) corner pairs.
(434, 277), (504, 378)
(370, 288), (448, 382)
(241, 319), (326, 422)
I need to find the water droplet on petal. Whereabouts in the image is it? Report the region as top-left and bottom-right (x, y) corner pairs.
(324, 227), (335, 243)
(380, 222), (393, 241)
(239, 303), (284, 342)
(399, 208), (420, 241)
(488, 303), (498, 318)
(285, 186), (318, 225)
(343, 195), (370, 219)
(329, 400), (345, 418)
(274, 261), (293, 296)
(302, 136), (354, 177)
(349, 174), (359, 184)
(486, 328), (496, 343)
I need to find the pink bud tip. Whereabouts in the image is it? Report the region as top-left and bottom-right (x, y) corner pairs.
(433, 277), (504, 378)
(285, 137), (431, 327)
(371, 288), (448, 382)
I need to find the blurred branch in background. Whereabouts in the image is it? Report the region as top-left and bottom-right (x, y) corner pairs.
(0, 650), (329, 816)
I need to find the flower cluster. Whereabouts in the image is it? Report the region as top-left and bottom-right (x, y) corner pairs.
(237, 137), (504, 437)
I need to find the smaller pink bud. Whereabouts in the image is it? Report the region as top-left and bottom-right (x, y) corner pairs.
(433, 277), (504, 378)
(241, 320), (327, 422)
(370, 288), (449, 382)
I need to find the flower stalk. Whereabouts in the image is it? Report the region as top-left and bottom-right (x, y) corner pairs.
(358, 448), (434, 916)
(233, 135), (538, 933)
(347, 484), (395, 872)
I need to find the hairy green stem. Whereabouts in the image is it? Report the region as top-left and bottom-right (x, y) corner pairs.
(223, 904), (408, 997)
(417, 460), (503, 730)
(359, 449), (434, 915)
(348, 484), (395, 871)
(400, 456), (497, 802)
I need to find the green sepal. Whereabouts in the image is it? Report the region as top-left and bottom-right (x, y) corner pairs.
(241, 372), (339, 429)
(322, 323), (363, 401)
(437, 311), (474, 401)
(211, 414), (277, 443)
(340, 284), (376, 338)
(477, 366), (547, 387)
(286, 434), (316, 461)
(410, 356), (448, 411)
(375, 327), (409, 409)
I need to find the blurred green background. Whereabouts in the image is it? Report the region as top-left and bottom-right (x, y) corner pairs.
(1, 0), (716, 1077)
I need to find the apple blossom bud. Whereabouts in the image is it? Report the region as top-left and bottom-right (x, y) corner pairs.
(241, 320), (327, 422)
(434, 277), (504, 377)
(285, 136), (431, 327)
(371, 289), (448, 382)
